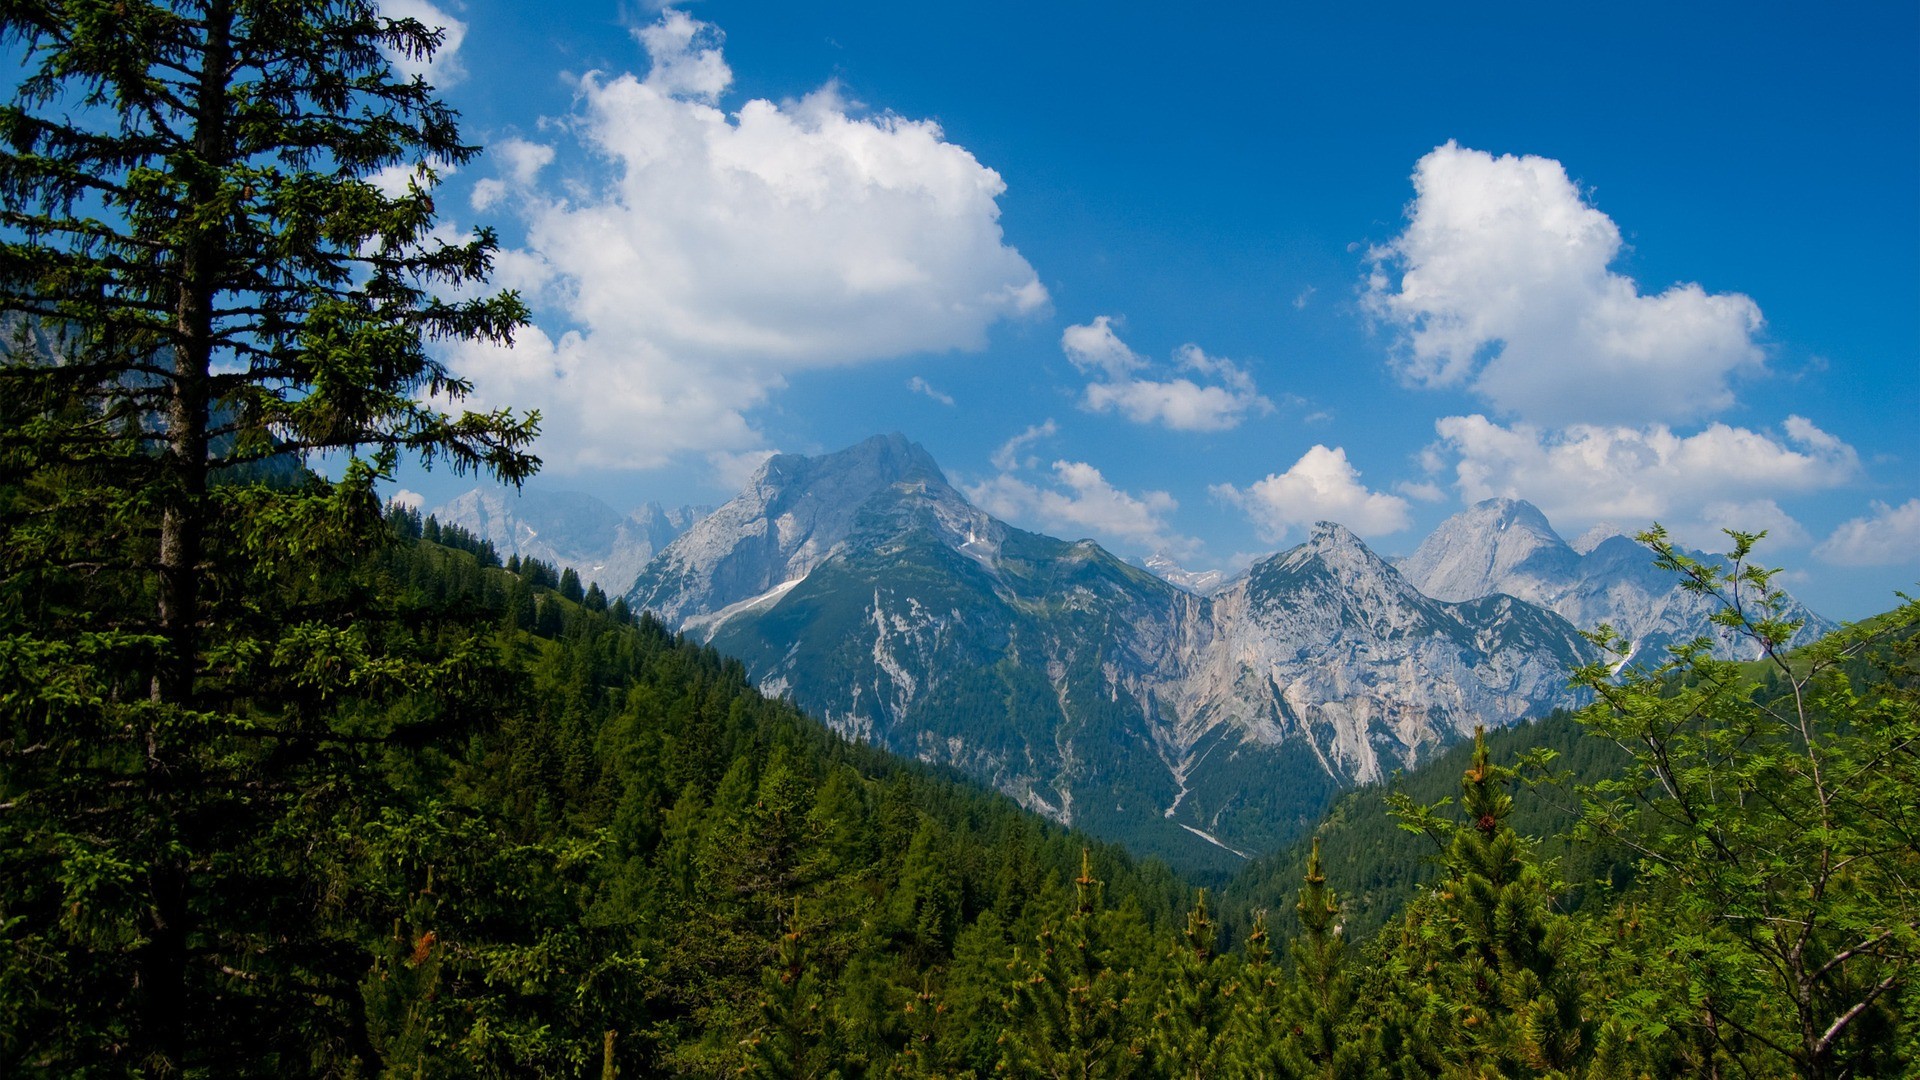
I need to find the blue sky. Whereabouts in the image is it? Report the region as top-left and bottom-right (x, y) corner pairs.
(385, 0), (1919, 620)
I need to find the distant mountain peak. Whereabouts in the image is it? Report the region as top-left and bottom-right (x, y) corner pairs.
(1570, 521), (1626, 555)
(1397, 501), (1833, 660)
(1142, 552), (1226, 595)
(1395, 499), (1576, 604)
(628, 433), (978, 628)
(753, 432), (945, 490)
(430, 486), (705, 592)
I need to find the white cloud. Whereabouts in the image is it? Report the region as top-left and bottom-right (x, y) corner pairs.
(472, 138), (557, 210)
(1212, 445), (1412, 542)
(388, 488), (426, 511)
(447, 8), (1046, 472)
(1366, 141), (1766, 426)
(1430, 413), (1859, 549)
(1815, 499), (1920, 566)
(967, 459), (1197, 558)
(1396, 480), (1446, 503)
(1695, 499), (1811, 549)
(636, 8), (731, 101)
(368, 159), (454, 199)
(1062, 317), (1272, 432)
(1061, 316), (1147, 379)
(990, 419), (1057, 472)
(708, 447), (779, 492)
(907, 376), (954, 406)
(380, 0), (468, 87)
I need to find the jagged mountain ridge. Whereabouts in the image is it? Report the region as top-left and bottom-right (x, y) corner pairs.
(626, 435), (1599, 874)
(431, 488), (708, 593)
(1395, 497), (1836, 662)
(1141, 552), (1229, 595)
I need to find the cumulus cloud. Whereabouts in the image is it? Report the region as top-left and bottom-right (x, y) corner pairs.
(1814, 499), (1920, 566)
(379, 0), (468, 87)
(1211, 445), (1412, 542)
(387, 488), (426, 511)
(907, 376), (954, 406)
(968, 460), (1197, 557)
(1062, 317), (1272, 432)
(1429, 414), (1859, 549)
(990, 420), (1058, 472)
(1366, 141), (1766, 426)
(447, 8), (1046, 471)
(368, 158), (454, 199)
(471, 138), (555, 211)
(1695, 499), (1812, 549)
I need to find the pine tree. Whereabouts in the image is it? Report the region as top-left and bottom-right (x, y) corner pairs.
(997, 849), (1144, 1078)
(1381, 729), (1586, 1078)
(745, 900), (842, 1079)
(1148, 889), (1236, 1078)
(0, 1), (535, 1071)
(1277, 840), (1374, 1079)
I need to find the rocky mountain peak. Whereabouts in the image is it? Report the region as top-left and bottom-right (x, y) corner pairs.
(1570, 521), (1627, 555)
(748, 432), (945, 499)
(1142, 552), (1226, 595)
(1395, 497), (1578, 604)
(1397, 500), (1833, 661)
(1270, 521), (1398, 581)
(629, 434), (969, 628)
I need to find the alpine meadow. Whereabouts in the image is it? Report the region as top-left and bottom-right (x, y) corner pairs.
(3, 2), (1917, 1078)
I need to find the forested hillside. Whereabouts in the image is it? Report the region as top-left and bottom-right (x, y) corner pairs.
(10, 493), (1919, 1075)
(1218, 709), (1636, 945)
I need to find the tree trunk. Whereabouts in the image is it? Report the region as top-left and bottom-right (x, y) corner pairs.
(139, 2), (232, 1073)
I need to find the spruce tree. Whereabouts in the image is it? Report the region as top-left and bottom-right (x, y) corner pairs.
(0, 1), (535, 1071)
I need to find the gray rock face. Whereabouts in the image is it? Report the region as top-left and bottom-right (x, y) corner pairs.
(627, 433), (978, 629)
(1396, 498), (1834, 662)
(1175, 523), (1592, 788)
(432, 487), (706, 593)
(628, 438), (1600, 873)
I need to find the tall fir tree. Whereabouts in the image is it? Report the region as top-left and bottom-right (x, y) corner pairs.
(0, 1), (535, 1071)
(1276, 840), (1374, 1079)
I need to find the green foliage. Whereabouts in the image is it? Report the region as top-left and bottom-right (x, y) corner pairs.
(1376, 728), (1586, 1077)
(1, 2), (536, 1071)
(1220, 710), (1631, 946)
(1570, 528), (1920, 1079)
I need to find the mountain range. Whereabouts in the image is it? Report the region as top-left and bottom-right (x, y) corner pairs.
(1394, 497), (1833, 663)
(438, 434), (1832, 875)
(431, 488), (709, 593)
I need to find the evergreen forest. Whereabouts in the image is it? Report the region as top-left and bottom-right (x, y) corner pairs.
(2, 2), (1916, 1076)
